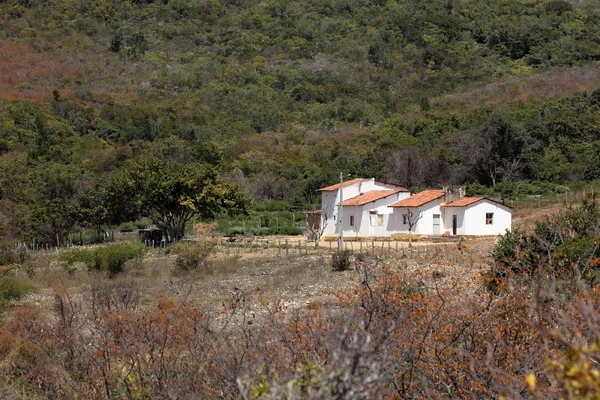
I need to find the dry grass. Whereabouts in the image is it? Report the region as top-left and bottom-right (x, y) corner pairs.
(432, 63), (600, 113)
(4, 203), (537, 315)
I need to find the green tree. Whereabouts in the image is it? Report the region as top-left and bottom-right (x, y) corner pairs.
(105, 154), (250, 242)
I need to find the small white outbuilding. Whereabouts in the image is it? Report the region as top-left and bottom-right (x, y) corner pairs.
(441, 197), (512, 236)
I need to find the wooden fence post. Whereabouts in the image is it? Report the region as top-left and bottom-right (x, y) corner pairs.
(286, 240), (289, 257)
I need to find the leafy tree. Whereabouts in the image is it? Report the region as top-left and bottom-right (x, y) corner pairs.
(105, 154), (250, 242)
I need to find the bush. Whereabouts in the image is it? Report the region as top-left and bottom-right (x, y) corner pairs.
(172, 241), (216, 272)
(172, 223), (217, 272)
(0, 276), (35, 308)
(255, 200), (289, 212)
(116, 221), (137, 232)
(488, 202), (600, 290)
(0, 241), (29, 267)
(94, 243), (146, 276)
(331, 250), (353, 272)
(135, 218), (152, 230)
(0, 241), (18, 266)
(59, 243), (146, 277)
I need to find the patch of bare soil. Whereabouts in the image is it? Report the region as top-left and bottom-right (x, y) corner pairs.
(11, 237), (495, 317)
(512, 203), (564, 231)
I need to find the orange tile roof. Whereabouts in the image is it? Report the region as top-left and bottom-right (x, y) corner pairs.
(442, 197), (484, 207)
(443, 196), (513, 209)
(389, 190), (445, 208)
(317, 178), (366, 192)
(341, 190), (400, 206)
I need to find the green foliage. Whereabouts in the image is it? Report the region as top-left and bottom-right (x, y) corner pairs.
(0, 242), (18, 266)
(60, 243), (146, 277)
(135, 218), (152, 230)
(331, 250), (353, 272)
(172, 240), (216, 272)
(116, 222), (137, 233)
(69, 231), (106, 246)
(0, 275), (35, 309)
(489, 202), (600, 290)
(3, 0), (600, 241)
(104, 150), (250, 242)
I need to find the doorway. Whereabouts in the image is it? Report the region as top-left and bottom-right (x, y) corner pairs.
(433, 214), (441, 235)
(452, 215), (457, 235)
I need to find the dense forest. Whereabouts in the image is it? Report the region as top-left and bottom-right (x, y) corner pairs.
(2, 0), (600, 241)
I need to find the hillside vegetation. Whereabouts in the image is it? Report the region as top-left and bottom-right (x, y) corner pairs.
(1, 0), (600, 241)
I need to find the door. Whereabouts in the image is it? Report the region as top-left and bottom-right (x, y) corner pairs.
(452, 215), (457, 235)
(369, 214), (376, 236)
(433, 214), (441, 235)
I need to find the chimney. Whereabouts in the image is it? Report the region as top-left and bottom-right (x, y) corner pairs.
(443, 185), (465, 203)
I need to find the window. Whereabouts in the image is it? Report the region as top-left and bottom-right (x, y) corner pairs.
(350, 215), (354, 227)
(378, 214), (384, 226)
(402, 214), (408, 224)
(486, 213), (494, 225)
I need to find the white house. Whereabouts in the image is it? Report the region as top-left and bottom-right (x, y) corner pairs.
(314, 180), (511, 238)
(441, 197), (512, 236)
(388, 189), (447, 235)
(317, 178), (410, 238)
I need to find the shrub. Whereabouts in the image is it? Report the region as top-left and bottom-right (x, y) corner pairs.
(59, 243), (146, 277)
(135, 218), (152, 230)
(489, 202), (600, 290)
(172, 223), (217, 272)
(116, 221), (137, 232)
(331, 250), (353, 271)
(0, 241), (17, 266)
(172, 241), (216, 272)
(94, 243), (146, 276)
(0, 276), (35, 308)
(0, 241), (29, 267)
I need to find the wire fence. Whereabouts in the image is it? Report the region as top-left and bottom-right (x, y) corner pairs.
(509, 187), (597, 210)
(213, 237), (491, 265)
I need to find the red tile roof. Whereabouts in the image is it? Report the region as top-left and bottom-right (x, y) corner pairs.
(443, 196), (512, 209)
(442, 197), (484, 207)
(389, 190), (445, 208)
(317, 178), (366, 192)
(341, 190), (400, 206)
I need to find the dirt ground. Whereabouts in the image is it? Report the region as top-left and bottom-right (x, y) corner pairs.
(12, 207), (542, 316)
(14, 233), (496, 318)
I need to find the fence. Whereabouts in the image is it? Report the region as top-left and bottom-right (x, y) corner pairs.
(510, 186), (598, 210)
(214, 237), (492, 265)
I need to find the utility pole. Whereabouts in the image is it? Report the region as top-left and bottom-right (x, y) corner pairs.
(338, 171), (344, 253)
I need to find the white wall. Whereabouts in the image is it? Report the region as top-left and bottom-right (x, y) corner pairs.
(413, 199), (445, 235)
(323, 187), (512, 238)
(442, 208), (466, 236)
(321, 180), (409, 237)
(339, 191), (408, 237)
(462, 200), (512, 235)
(387, 198), (445, 235)
(321, 191), (338, 235)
